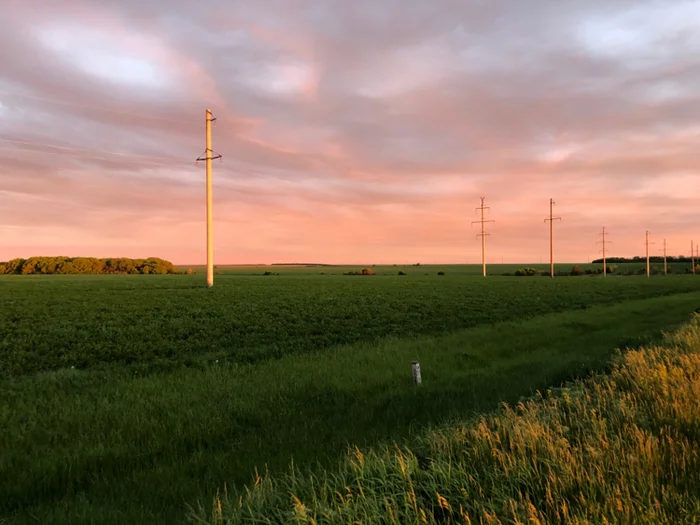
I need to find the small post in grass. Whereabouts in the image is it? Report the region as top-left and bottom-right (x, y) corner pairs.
(412, 360), (422, 386)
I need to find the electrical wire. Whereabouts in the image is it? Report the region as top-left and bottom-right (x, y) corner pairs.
(0, 145), (194, 169)
(0, 137), (191, 164)
(0, 90), (195, 124)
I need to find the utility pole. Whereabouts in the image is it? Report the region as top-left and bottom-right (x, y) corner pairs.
(544, 198), (561, 278)
(196, 109), (222, 288)
(692, 240), (696, 275)
(663, 238), (667, 275)
(471, 197), (495, 277)
(645, 231), (654, 278)
(596, 227), (610, 277)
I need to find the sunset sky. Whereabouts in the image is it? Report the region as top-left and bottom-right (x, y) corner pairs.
(1, 0), (699, 265)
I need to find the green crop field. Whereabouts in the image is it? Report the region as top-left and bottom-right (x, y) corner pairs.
(2, 269), (700, 524)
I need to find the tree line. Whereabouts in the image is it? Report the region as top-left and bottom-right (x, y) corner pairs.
(591, 255), (694, 264)
(0, 257), (178, 275)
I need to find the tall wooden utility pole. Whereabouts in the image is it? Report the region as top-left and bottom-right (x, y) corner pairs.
(196, 109), (222, 288)
(544, 198), (561, 278)
(596, 227), (610, 277)
(645, 231), (654, 278)
(693, 241), (696, 275)
(663, 238), (667, 275)
(472, 197), (495, 277)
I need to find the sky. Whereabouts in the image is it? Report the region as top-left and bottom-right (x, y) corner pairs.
(1, 0), (699, 265)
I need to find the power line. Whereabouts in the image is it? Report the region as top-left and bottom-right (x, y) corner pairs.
(0, 145), (193, 169)
(0, 90), (194, 124)
(0, 138), (188, 164)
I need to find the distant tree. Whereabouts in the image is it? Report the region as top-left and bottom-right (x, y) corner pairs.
(20, 258), (38, 275)
(570, 265), (584, 276)
(0, 256), (178, 275)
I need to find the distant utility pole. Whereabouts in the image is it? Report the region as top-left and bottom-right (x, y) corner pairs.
(645, 231), (654, 278)
(693, 240), (696, 275)
(544, 198), (561, 278)
(471, 197), (495, 277)
(196, 109), (222, 288)
(596, 227), (611, 277)
(663, 238), (667, 275)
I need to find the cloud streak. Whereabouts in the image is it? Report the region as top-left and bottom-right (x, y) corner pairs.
(1, 0), (699, 264)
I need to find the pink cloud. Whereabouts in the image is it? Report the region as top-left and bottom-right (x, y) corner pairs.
(1, 1), (699, 265)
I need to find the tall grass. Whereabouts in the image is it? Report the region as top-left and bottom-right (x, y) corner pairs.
(197, 314), (700, 524)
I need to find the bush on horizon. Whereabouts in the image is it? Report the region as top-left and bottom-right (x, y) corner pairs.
(0, 256), (178, 275)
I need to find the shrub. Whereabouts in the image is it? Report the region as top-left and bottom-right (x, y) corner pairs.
(398, 271), (406, 276)
(514, 267), (537, 276)
(437, 271), (445, 276)
(570, 265), (584, 276)
(344, 269), (375, 276)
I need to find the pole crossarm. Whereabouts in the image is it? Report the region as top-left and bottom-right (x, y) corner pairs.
(196, 150), (223, 162)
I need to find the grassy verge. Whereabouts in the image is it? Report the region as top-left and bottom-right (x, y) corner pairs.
(2, 292), (699, 524)
(195, 313), (700, 524)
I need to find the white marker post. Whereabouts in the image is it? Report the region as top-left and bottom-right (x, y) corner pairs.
(412, 360), (422, 386)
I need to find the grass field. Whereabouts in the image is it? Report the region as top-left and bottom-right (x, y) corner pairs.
(1, 269), (700, 523)
(197, 315), (700, 524)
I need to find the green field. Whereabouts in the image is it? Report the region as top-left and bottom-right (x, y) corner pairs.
(199, 315), (700, 524)
(2, 269), (700, 523)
